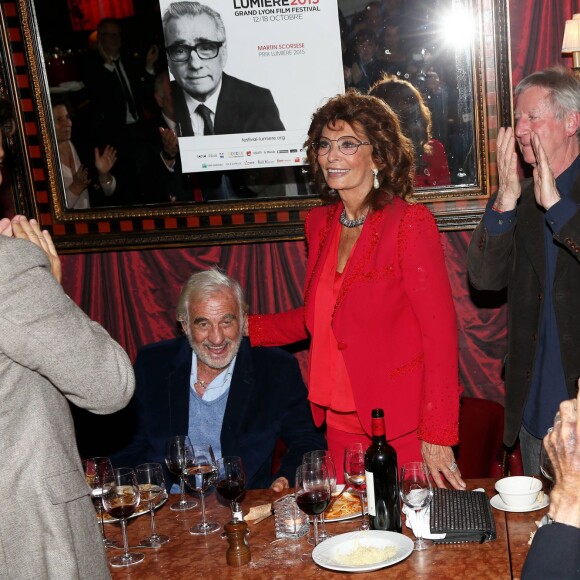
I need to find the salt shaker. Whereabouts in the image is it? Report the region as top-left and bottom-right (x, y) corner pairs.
(224, 519), (251, 567)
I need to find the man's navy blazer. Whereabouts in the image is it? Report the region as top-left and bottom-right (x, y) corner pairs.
(112, 336), (325, 489)
(171, 72), (285, 137)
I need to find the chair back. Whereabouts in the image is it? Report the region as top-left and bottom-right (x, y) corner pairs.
(455, 397), (506, 479)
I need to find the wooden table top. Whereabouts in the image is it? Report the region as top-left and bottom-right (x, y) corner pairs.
(105, 478), (547, 579)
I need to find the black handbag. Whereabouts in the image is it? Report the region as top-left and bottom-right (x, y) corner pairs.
(429, 488), (497, 543)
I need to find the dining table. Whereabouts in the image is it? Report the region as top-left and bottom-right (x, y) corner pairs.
(105, 478), (546, 579)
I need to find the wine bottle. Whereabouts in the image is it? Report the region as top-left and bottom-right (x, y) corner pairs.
(364, 408), (402, 532)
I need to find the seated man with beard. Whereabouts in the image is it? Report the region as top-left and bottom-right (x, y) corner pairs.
(113, 268), (325, 491)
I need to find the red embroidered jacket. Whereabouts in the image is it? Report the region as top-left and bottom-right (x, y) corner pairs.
(249, 198), (461, 445)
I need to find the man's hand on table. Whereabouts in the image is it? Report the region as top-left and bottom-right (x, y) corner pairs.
(270, 477), (289, 493)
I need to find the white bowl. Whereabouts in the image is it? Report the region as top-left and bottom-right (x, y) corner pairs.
(494, 476), (543, 507)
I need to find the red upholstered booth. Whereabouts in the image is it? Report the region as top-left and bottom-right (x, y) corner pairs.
(456, 397), (515, 479)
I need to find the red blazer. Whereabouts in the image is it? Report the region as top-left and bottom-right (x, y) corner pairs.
(250, 198), (460, 445)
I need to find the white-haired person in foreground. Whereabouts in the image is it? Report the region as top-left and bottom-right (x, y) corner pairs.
(522, 381), (580, 579)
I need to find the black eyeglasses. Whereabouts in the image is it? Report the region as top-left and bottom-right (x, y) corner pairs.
(166, 41), (224, 62)
(312, 136), (371, 156)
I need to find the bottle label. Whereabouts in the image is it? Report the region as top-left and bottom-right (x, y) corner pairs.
(365, 470), (376, 516)
(371, 417), (385, 437)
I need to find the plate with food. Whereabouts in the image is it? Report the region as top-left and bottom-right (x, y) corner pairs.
(324, 485), (363, 522)
(101, 492), (168, 524)
(312, 530), (413, 572)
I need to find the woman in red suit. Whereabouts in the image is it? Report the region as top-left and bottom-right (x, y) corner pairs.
(249, 91), (464, 489)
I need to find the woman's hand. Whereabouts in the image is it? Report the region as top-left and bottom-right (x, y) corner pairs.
(11, 215), (62, 284)
(95, 145), (117, 175)
(70, 165), (91, 196)
(269, 477), (289, 493)
(421, 441), (466, 490)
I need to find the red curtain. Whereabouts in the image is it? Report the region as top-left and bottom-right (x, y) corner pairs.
(59, 0), (577, 403)
(509, 0), (579, 84)
(60, 241), (307, 362)
(68, 0), (135, 31)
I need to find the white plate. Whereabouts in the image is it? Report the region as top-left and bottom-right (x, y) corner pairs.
(312, 530), (413, 572)
(490, 493), (549, 513)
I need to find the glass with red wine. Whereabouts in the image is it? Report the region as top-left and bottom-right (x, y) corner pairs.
(82, 456), (121, 548)
(216, 456), (246, 521)
(344, 443), (370, 530)
(295, 461), (331, 546)
(102, 467), (144, 567)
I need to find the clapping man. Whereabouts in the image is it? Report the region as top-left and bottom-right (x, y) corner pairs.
(468, 68), (580, 475)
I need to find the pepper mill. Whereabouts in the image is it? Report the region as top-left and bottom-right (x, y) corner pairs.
(224, 519), (251, 567)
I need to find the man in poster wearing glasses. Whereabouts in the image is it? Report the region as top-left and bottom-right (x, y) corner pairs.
(163, 1), (285, 137)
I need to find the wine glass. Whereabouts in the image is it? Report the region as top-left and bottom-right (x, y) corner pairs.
(540, 427), (555, 488)
(400, 461), (433, 551)
(165, 435), (198, 511)
(135, 462), (170, 547)
(303, 452), (336, 541)
(102, 467), (144, 567)
(183, 444), (220, 534)
(344, 443), (369, 531)
(82, 457), (120, 549)
(295, 462), (331, 546)
(216, 456), (246, 521)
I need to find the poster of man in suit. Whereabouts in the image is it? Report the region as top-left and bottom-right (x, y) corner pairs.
(159, 0), (344, 173)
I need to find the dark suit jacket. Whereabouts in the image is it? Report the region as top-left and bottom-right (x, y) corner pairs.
(521, 523), (580, 579)
(172, 72), (285, 137)
(112, 336), (325, 489)
(467, 177), (580, 446)
(80, 51), (154, 142)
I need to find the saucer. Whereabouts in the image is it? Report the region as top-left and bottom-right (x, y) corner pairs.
(490, 493), (549, 513)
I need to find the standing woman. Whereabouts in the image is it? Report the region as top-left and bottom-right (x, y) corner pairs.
(249, 91), (464, 489)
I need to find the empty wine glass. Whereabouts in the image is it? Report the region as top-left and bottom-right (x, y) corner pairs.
(303, 452), (336, 541)
(400, 461), (433, 551)
(102, 467), (144, 567)
(295, 462), (331, 546)
(344, 443), (369, 531)
(165, 435), (198, 511)
(82, 457), (120, 549)
(136, 462), (170, 547)
(216, 456), (246, 521)
(540, 427), (555, 488)
(183, 444), (220, 534)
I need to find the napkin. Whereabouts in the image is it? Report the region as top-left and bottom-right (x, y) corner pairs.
(403, 505), (446, 540)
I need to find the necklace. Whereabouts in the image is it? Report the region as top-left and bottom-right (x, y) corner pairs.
(194, 380), (208, 397)
(339, 208), (367, 228)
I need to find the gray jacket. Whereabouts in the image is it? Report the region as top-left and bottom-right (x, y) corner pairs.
(0, 237), (135, 579)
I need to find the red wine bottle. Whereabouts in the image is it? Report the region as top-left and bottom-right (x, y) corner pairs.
(364, 408), (402, 532)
